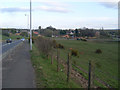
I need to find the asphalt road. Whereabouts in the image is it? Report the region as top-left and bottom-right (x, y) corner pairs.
(2, 40), (22, 54)
(2, 41), (36, 88)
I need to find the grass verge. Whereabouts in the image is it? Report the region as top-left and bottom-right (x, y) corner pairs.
(30, 44), (81, 88)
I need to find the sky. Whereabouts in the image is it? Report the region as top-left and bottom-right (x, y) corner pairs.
(0, 0), (119, 29)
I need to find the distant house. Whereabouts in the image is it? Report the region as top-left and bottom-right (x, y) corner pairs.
(70, 32), (74, 35)
(33, 31), (39, 35)
(20, 29), (28, 33)
(52, 35), (55, 37)
(61, 35), (69, 38)
(95, 31), (100, 38)
(38, 34), (42, 37)
(15, 33), (21, 35)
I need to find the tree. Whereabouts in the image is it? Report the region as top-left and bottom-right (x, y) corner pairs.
(99, 30), (109, 37)
(46, 26), (56, 31)
(44, 29), (52, 37)
(11, 29), (16, 34)
(38, 26), (41, 30)
(75, 29), (79, 37)
(20, 32), (28, 37)
(60, 30), (66, 35)
(38, 26), (41, 34)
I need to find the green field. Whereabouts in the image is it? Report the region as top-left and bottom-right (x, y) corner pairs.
(56, 40), (118, 88)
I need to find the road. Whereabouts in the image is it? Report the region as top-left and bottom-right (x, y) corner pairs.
(2, 41), (36, 88)
(2, 40), (22, 54)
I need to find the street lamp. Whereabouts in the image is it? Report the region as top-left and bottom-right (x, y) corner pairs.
(25, 14), (29, 29)
(30, 0), (32, 50)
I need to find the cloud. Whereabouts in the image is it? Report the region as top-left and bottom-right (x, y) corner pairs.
(99, 2), (118, 9)
(35, 1), (70, 13)
(0, 0), (70, 13)
(41, 1), (67, 7)
(0, 7), (30, 13)
(0, 1), (70, 13)
(35, 5), (70, 13)
(0, 6), (70, 13)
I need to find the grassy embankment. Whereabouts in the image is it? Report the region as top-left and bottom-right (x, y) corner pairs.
(30, 44), (81, 88)
(56, 40), (118, 88)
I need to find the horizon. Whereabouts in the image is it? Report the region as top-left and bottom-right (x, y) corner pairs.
(0, 27), (119, 30)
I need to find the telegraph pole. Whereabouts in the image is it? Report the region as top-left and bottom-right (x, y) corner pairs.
(30, 0), (32, 50)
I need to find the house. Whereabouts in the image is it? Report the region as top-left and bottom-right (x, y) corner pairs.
(33, 31), (38, 35)
(15, 33), (21, 35)
(70, 32), (74, 35)
(61, 35), (69, 38)
(95, 31), (100, 38)
(20, 29), (28, 33)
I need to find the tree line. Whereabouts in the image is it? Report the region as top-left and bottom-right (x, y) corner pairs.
(37, 26), (116, 38)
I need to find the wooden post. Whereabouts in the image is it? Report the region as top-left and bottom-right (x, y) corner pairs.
(67, 53), (70, 82)
(57, 49), (59, 72)
(88, 60), (91, 89)
(51, 53), (53, 64)
(91, 61), (95, 88)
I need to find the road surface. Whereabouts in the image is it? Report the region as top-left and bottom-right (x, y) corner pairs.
(2, 40), (22, 54)
(2, 41), (36, 88)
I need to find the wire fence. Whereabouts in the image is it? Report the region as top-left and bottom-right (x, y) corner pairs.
(52, 48), (118, 88)
(59, 55), (118, 88)
(72, 63), (118, 88)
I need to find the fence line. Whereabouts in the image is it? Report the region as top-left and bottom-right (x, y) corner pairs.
(53, 50), (117, 88)
(72, 63), (112, 88)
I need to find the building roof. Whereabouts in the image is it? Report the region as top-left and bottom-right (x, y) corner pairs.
(33, 31), (38, 34)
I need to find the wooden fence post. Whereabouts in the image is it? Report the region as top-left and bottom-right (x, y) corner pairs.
(57, 49), (59, 72)
(91, 61), (95, 88)
(67, 53), (70, 82)
(51, 53), (53, 64)
(88, 60), (91, 89)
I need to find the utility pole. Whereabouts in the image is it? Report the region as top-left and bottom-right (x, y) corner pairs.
(30, 0), (32, 50)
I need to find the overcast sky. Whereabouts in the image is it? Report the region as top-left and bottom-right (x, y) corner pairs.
(0, 0), (119, 29)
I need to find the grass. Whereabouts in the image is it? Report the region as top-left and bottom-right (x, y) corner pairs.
(55, 39), (118, 88)
(30, 44), (81, 88)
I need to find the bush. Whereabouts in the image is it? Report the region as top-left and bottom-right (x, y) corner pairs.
(16, 37), (20, 39)
(71, 49), (78, 56)
(57, 44), (65, 49)
(52, 40), (65, 49)
(73, 60), (76, 65)
(81, 39), (87, 41)
(34, 37), (54, 57)
(52, 40), (57, 48)
(95, 49), (102, 54)
(20, 32), (28, 37)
